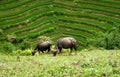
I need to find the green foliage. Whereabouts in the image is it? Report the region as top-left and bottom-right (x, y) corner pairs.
(12, 49), (31, 56)
(87, 27), (120, 49)
(18, 39), (32, 50)
(0, 42), (15, 53)
(38, 36), (53, 43)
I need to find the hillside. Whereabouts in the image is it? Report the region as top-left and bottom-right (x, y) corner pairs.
(0, 0), (120, 49)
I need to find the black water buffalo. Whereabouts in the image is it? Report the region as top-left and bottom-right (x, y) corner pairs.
(32, 41), (52, 56)
(52, 37), (77, 56)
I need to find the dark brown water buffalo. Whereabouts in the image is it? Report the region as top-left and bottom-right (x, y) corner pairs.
(52, 37), (77, 56)
(32, 41), (52, 56)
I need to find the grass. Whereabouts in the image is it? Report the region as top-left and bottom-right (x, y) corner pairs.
(0, 0), (16, 5)
(54, 0), (120, 15)
(0, 1), (53, 18)
(0, 0), (33, 11)
(0, 50), (120, 77)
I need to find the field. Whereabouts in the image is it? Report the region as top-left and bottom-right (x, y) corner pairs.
(0, 50), (120, 77)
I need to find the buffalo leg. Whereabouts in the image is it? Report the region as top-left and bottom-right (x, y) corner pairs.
(41, 51), (44, 53)
(69, 47), (73, 55)
(59, 48), (62, 53)
(38, 51), (41, 55)
(48, 48), (50, 52)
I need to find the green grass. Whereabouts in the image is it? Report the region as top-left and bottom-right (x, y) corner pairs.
(0, 1), (53, 18)
(0, 0), (16, 5)
(54, 0), (120, 15)
(0, 0), (33, 11)
(0, 50), (120, 77)
(53, 2), (120, 19)
(0, 7), (52, 29)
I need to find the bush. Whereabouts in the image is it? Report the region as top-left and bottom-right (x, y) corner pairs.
(0, 42), (15, 53)
(87, 26), (120, 49)
(12, 49), (32, 56)
(38, 36), (52, 43)
(18, 39), (32, 50)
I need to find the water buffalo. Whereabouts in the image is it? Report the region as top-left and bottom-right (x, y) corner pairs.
(52, 37), (77, 56)
(32, 41), (52, 56)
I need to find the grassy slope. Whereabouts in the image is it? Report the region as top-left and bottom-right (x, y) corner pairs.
(0, 0), (120, 49)
(0, 50), (120, 77)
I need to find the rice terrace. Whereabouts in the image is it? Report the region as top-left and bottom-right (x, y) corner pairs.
(0, 0), (120, 77)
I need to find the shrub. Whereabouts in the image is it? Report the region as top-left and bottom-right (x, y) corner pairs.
(18, 38), (32, 50)
(0, 42), (15, 53)
(87, 26), (120, 49)
(12, 49), (32, 56)
(38, 36), (52, 43)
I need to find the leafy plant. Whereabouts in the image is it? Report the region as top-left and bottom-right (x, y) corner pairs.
(18, 38), (32, 50)
(0, 42), (15, 53)
(87, 26), (120, 49)
(12, 49), (31, 56)
(38, 36), (52, 43)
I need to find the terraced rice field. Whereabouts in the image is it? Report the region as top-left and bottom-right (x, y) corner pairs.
(0, 0), (120, 49)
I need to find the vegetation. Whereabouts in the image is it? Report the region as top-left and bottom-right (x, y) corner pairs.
(87, 26), (120, 49)
(0, 50), (120, 77)
(0, 0), (120, 50)
(0, 0), (120, 76)
(0, 42), (15, 53)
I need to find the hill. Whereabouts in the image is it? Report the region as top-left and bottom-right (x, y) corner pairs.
(0, 0), (120, 49)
